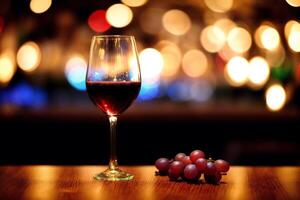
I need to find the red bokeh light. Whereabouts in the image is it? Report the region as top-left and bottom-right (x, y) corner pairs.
(88, 10), (111, 33)
(0, 16), (4, 33)
(296, 63), (300, 82)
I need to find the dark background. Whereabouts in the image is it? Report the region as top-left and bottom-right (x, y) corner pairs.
(1, 103), (299, 165)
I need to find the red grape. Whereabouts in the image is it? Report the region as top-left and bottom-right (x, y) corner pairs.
(182, 156), (193, 166)
(204, 172), (222, 184)
(215, 159), (230, 172)
(190, 150), (205, 163)
(175, 153), (186, 162)
(205, 161), (217, 175)
(168, 161), (184, 181)
(183, 164), (200, 180)
(195, 158), (207, 171)
(155, 158), (170, 173)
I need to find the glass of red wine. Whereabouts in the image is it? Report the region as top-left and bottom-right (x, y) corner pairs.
(86, 35), (141, 181)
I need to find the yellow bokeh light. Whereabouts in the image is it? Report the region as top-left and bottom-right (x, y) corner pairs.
(284, 20), (298, 39)
(17, 41), (41, 72)
(287, 23), (300, 52)
(204, 0), (233, 13)
(121, 0), (148, 7)
(30, 0), (52, 14)
(0, 54), (15, 84)
(200, 25), (226, 53)
(162, 9), (191, 36)
(248, 57), (270, 88)
(139, 48), (163, 83)
(224, 56), (249, 87)
(265, 84), (286, 111)
(214, 18), (236, 35)
(261, 27), (280, 50)
(285, 0), (300, 7)
(182, 49), (208, 78)
(157, 41), (182, 77)
(227, 27), (252, 53)
(106, 4), (133, 28)
(254, 25), (268, 49)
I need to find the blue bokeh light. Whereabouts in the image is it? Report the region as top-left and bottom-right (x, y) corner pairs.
(0, 82), (47, 107)
(138, 81), (160, 101)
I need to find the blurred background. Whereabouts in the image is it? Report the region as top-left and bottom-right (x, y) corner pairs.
(0, 0), (299, 165)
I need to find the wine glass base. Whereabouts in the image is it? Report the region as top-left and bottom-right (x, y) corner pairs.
(94, 168), (134, 181)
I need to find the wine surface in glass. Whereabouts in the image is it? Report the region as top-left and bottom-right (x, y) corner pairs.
(86, 81), (141, 116)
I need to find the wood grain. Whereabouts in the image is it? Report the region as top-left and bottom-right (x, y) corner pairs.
(0, 166), (299, 200)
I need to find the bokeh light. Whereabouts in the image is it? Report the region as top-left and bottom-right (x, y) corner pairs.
(0, 16), (4, 33)
(261, 27), (280, 50)
(30, 0), (52, 14)
(284, 20), (298, 39)
(227, 27), (252, 53)
(139, 8), (164, 35)
(204, 0), (233, 13)
(248, 57), (270, 88)
(200, 25), (226, 53)
(139, 48), (163, 83)
(88, 10), (111, 33)
(65, 56), (87, 91)
(224, 56), (249, 87)
(162, 9), (191, 36)
(0, 54), (15, 84)
(287, 23), (300, 52)
(285, 0), (300, 7)
(182, 49), (208, 78)
(265, 84), (286, 111)
(121, 0), (148, 7)
(156, 41), (182, 77)
(138, 81), (160, 101)
(254, 25), (268, 49)
(106, 4), (133, 28)
(17, 41), (41, 72)
(214, 18), (236, 35)
(167, 79), (213, 102)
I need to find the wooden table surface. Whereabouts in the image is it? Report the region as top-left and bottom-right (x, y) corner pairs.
(0, 166), (299, 200)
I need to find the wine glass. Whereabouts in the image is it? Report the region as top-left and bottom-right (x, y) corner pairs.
(86, 35), (141, 181)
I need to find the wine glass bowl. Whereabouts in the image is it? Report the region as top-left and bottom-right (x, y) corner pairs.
(86, 35), (141, 181)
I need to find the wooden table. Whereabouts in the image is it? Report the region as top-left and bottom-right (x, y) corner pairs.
(0, 166), (299, 200)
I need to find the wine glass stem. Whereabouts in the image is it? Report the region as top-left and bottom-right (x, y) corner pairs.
(108, 115), (118, 170)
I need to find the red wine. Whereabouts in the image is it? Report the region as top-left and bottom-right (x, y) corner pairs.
(86, 81), (141, 116)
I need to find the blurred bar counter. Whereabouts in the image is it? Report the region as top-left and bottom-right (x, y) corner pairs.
(0, 102), (300, 165)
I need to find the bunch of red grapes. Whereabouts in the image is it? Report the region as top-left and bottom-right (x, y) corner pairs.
(155, 150), (230, 184)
